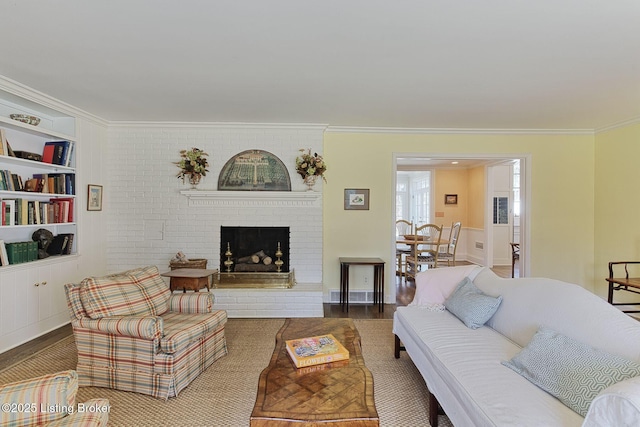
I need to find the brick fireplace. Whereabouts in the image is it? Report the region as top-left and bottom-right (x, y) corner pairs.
(180, 190), (323, 316)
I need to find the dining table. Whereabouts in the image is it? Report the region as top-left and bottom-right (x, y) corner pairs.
(396, 236), (449, 258)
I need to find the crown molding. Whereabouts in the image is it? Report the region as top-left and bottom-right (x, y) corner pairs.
(595, 116), (640, 134)
(109, 121), (328, 131)
(0, 75), (108, 127)
(325, 125), (594, 135)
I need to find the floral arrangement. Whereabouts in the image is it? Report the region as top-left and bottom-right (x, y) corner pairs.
(175, 147), (209, 182)
(295, 148), (327, 183)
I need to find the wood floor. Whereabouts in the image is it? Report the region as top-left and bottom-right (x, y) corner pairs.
(323, 263), (516, 319)
(0, 263), (517, 369)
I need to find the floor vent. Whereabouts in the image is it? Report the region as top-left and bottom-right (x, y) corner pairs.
(329, 290), (375, 304)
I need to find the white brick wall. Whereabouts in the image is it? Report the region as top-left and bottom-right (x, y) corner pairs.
(106, 124), (325, 316)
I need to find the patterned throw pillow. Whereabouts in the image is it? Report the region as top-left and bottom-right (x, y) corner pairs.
(503, 327), (640, 417)
(444, 276), (502, 329)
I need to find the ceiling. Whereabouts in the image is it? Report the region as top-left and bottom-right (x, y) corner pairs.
(1, 1), (639, 130)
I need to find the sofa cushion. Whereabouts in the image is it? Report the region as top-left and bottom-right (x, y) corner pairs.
(410, 264), (484, 308)
(393, 306), (584, 426)
(503, 326), (640, 417)
(444, 277), (502, 329)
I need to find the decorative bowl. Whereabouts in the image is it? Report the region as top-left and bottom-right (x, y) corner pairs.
(9, 114), (40, 126)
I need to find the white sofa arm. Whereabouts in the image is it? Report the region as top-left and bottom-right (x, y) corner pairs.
(583, 376), (640, 427)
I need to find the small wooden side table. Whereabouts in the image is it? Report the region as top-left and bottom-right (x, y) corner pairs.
(339, 257), (385, 312)
(606, 261), (640, 313)
(161, 268), (218, 292)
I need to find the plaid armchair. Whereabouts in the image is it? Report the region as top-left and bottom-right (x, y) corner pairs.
(0, 370), (108, 427)
(64, 266), (227, 400)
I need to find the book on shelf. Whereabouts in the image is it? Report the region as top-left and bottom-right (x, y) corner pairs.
(42, 141), (74, 167)
(285, 334), (350, 368)
(3, 199), (15, 225)
(47, 233), (74, 256)
(0, 240), (7, 266)
(4, 241), (38, 264)
(0, 129), (6, 156)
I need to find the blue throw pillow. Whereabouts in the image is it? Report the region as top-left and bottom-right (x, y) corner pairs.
(444, 276), (502, 329)
(502, 327), (640, 417)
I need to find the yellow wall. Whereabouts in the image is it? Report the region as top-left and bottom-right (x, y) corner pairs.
(467, 166), (485, 229)
(594, 122), (640, 298)
(323, 131), (595, 300)
(434, 169), (467, 228)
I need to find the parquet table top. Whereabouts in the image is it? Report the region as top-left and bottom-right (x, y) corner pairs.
(250, 318), (379, 427)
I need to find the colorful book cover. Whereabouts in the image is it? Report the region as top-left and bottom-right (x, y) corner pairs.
(285, 333), (350, 368)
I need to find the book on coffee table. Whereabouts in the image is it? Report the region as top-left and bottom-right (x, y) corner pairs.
(285, 334), (350, 368)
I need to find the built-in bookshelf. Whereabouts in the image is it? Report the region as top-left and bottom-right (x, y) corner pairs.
(0, 90), (77, 267)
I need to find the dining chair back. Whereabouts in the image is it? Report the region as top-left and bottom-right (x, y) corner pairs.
(405, 223), (443, 280)
(395, 219), (413, 275)
(510, 242), (520, 278)
(437, 221), (462, 267)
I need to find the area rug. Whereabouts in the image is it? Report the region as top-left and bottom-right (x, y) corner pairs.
(0, 319), (451, 427)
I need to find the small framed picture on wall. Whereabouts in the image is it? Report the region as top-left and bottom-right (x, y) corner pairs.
(87, 184), (103, 211)
(344, 189), (370, 210)
(445, 194), (458, 205)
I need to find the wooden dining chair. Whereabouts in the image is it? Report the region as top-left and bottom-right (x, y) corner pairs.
(395, 219), (413, 275)
(510, 242), (520, 278)
(437, 221), (462, 267)
(405, 223), (443, 280)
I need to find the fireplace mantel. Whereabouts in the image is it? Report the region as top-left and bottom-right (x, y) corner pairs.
(180, 190), (321, 207)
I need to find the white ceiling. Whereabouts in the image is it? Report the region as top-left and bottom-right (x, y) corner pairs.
(1, 0), (639, 130)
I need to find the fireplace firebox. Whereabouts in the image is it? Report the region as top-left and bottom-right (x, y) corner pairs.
(220, 226), (290, 273)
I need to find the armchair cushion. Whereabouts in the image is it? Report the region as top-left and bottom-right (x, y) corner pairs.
(160, 310), (227, 353)
(124, 265), (171, 315)
(79, 266), (170, 319)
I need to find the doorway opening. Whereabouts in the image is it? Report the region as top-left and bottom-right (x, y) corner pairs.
(392, 154), (528, 298)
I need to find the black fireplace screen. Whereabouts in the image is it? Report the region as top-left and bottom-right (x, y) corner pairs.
(220, 226), (290, 272)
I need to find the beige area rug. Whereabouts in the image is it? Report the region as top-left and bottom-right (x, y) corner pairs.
(0, 319), (451, 427)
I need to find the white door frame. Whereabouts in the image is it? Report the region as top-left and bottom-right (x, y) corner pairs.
(391, 153), (530, 302)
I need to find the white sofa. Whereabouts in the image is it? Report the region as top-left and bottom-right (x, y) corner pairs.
(393, 266), (640, 427)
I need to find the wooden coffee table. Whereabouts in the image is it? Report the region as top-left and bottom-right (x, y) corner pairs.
(250, 318), (379, 427)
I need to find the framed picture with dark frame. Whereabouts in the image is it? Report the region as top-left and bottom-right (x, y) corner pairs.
(87, 184), (103, 211)
(445, 194), (458, 205)
(344, 189), (370, 210)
